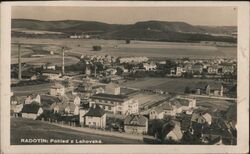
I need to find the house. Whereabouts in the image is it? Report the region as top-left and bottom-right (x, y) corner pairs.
(11, 103), (23, 117)
(43, 63), (56, 70)
(191, 63), (203, 74)
(24, 94), (41, 105)
(149, 102), (176, 119)
(84, 104), (106, 129)
(165, 121), (183, 142)
(221, 64), (235, 74)
(50, 83), (65, 96)
(195, 82), (223, 96)
(171, 97), (196, 114)
(207, 65), (220, 74)
(175, 66), (183, 76)
(143, 62), (157, 71)
(191, 111), (212, 125)
(205, 83), (224, 96)
(21, 102), (43, 120)
(124, 114), (148, 134)
(119, 57), (148, 64)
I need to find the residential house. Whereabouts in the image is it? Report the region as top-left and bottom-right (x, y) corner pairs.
(191, 63), (203, 74)
(50, 83), (65, 96)
(84, 104), (106, 129)
(143, 62), (157, 71)
(124, 114), (148, 134)
(21, 102), (43, 120)
(221, 64), (235, 74)
(42, 69), (62, 80)
(195, 82), (223, 96)
(207, 65), (220, 74)
(24, 94), (41, 105)
(165, 121), (183, 142)
(149, 102), (176, 119)
(43, 63), (56, 70)
(10, 95), (24, 117)
(191, 111), (212, 126)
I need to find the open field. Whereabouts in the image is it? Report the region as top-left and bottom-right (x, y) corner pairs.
(12, 38), (237, 61)
(11, 118), (142, 144)
(195, 97), (234, 111)
(11, 83), (51, 96)
(121, 77), (223, 94)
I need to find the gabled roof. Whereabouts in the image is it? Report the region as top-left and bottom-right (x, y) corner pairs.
(124, 114), (148, 126)
(84, 105), (105, 117)
(21, 102), (41, 114)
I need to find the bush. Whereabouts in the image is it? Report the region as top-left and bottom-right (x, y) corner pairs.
(92, 45), (102, 51)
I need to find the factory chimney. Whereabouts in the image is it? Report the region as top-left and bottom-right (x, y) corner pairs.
(18, 44), (22, 80)
(62, 47), (65, 76)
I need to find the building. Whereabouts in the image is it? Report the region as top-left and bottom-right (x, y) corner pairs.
(43, 63), (56, 70)
(119, 57), (148, 64)
(24, 94), (41, 105)
(42, 69), (62, 80)
(50, 83), (65, 96)
(84, 105), (106, 129)
(90, 93), (136, 115)
(195, 82), (224, 96)
(105, 82), (120, 95)
(207, 65), (220, 74)
(143, 62), (157, 71)
(21, 102), (43, 120)
(149, 102), (177, 119)
(191, 111), (212, 125)
(124, 114), (148, 134)
(165, 121), (183, 142)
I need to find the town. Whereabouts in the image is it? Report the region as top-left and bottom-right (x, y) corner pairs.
(10, 44), (237, 145)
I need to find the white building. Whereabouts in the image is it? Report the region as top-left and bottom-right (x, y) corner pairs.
(84, 105), (106, 129)
(50, 83), (65, 96)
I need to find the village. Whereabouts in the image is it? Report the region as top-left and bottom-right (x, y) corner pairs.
(10, 46), (237, 145)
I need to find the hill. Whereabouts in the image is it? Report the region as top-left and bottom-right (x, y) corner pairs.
(12, 19), (237, 43)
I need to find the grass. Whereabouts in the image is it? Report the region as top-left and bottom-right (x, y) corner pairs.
(121, 77), (222, 93)
(11, 118), (143, 144)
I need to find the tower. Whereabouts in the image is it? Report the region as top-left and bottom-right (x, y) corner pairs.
(18, 44), (22, 80)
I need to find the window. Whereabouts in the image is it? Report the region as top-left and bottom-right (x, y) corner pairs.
(108, 106), (111, 110)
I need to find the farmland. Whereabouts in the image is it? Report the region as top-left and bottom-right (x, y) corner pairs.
(121, 77), (223, 94)
(11, 38), (237, 65)
(11, 118), (143, 144)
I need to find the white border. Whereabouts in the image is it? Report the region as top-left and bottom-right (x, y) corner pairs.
(1, 1), (249, 154)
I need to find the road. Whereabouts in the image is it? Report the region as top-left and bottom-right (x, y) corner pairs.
(11, 118), (143, 144)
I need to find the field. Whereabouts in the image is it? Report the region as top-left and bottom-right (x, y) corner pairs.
(121, 77), (222, 94)
(11, 38), (237, 66)
(11, 118), (142, 144)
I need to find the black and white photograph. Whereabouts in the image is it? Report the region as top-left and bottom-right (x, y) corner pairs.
(0, 1), (249, 154)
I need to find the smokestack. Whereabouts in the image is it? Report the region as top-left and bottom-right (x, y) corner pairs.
(62, 47), (65, 76)
(94, 65), (96, 77)
(18, 44), (22, 80)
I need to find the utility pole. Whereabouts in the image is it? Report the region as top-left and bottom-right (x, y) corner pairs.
(18, 44), (22, 80)
(62, 47), (65, 76)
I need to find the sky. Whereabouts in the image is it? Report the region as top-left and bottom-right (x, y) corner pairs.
(12, 6), (237, 26)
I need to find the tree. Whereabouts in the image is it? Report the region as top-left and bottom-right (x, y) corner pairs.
(92, 45), (102, 51)
(184, 86), (191, 94)
(125, 39), (131, 44)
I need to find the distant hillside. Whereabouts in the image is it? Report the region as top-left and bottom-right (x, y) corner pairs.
(12, 19), (237, 43)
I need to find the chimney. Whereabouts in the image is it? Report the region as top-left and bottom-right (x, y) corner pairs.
(62, 47), (65, 76)
(18, 44), (22, 80)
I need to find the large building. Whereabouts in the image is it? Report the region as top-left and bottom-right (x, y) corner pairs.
(90, 83), (138, 115)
